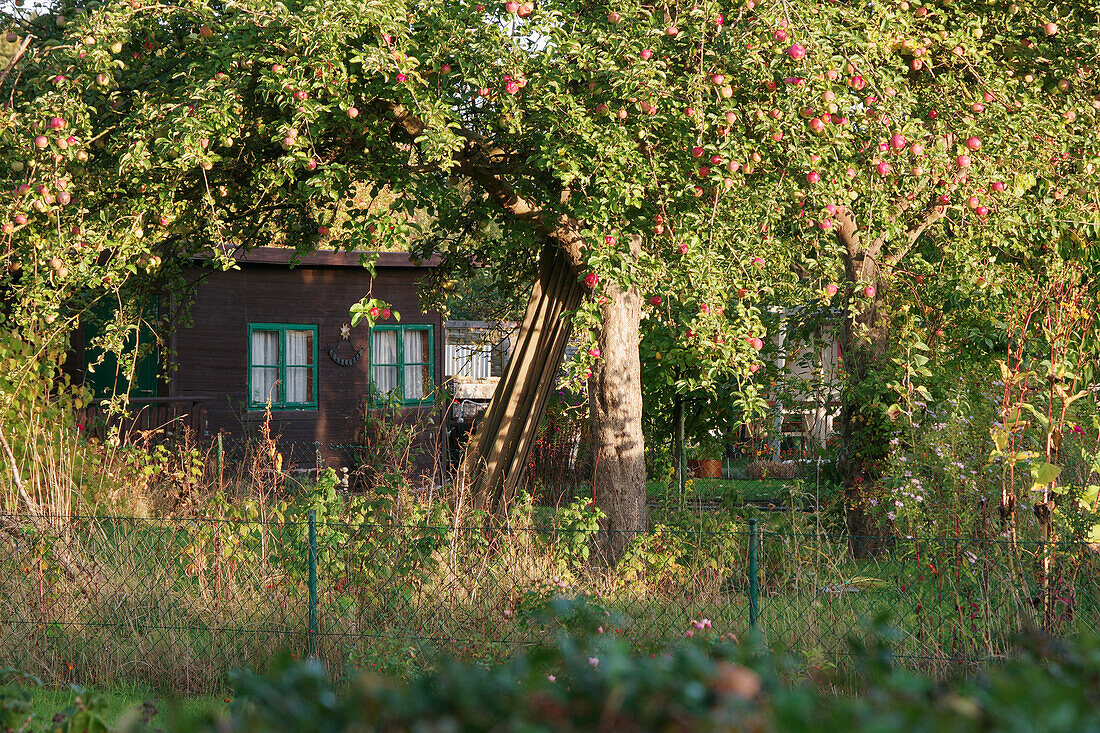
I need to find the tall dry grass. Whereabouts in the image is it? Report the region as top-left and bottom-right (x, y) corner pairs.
(3, 498), (1094, 694)
(1, 399), (1097, 693)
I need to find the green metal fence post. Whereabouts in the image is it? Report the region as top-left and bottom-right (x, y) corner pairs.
(674, 396), (686, 505)
(216, 433), (224, 491)
(308, 509), (318, 658)
(748, 517), (759, 631)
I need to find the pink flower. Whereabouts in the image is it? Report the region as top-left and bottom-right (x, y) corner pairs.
(588, 347), (601, 358)
(588, 657), (599, 667)
(584, 272), (599, 288)
(76, 423), (85, 433)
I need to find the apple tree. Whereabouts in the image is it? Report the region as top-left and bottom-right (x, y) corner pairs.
(702, 1), (1100, 541)
(0, 0), (774, 549)
(2, 0), (1098, 549)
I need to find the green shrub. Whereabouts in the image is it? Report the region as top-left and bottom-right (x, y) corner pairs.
(175, 614), (1100, 733)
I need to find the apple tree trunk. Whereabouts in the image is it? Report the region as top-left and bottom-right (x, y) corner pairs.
(589, 278), (647, 562)
(838, 272), (895, 557)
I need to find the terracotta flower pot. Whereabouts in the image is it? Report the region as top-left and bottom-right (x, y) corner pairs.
(688, 458), (723, 479)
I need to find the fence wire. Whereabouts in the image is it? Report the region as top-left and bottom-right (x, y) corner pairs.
(0, 513), (1096, 693)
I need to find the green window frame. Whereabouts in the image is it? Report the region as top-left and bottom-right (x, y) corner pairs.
(369, 324), (435, 406)
(247, 323), (319, 410)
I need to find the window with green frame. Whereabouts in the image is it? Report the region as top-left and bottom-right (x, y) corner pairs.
(248, 324), (318, 409)
(369, 324), (434, 405)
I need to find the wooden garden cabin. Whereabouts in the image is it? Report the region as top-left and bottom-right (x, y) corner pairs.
(68, 248), (445, 472)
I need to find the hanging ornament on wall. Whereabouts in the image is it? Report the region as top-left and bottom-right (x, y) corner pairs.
(326, 323), (364, 367)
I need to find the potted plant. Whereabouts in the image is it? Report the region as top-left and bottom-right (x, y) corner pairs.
(687, 435), (724, 479)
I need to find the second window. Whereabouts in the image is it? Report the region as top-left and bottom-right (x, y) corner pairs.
(370, 324), (434, 404)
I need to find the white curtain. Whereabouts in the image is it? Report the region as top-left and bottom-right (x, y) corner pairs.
(403, 329), (429, 400)
(285, 330), (313, 404)
(372, 329), (399, 397)
(251, 330), (279, 405)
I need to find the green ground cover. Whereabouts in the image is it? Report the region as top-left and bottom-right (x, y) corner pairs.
(14, 682), (223, 732)
(646, 477), (828, 505)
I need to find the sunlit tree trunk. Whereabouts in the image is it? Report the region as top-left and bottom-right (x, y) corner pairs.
(590, 276), (647, 561)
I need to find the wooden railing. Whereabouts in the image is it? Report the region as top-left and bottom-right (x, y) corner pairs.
(76, 397), (209, 443)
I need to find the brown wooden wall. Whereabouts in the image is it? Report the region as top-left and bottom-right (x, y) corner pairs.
(170, 261), (445, 473)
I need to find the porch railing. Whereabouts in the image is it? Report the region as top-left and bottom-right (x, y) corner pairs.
(76, 396), (209, 443)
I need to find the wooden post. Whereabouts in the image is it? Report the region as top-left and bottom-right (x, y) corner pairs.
(465, 244), (582, 512)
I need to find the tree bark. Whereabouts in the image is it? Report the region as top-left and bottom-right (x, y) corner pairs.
(838, 271), (894, 556)
(835, 209), (894, 556)
(590, 277), (647, 562)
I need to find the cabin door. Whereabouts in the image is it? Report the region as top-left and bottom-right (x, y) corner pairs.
(82, 297), (160, 399)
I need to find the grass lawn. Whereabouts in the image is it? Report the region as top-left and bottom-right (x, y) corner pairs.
(646, 477), (826, 504)
(23, 682), (225, 731)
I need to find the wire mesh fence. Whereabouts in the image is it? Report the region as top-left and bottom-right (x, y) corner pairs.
(0, 513), (1097, 693)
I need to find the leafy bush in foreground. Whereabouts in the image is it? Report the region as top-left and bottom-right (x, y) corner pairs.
(5, 603), (1100, 732)
(188, 613), (1100, 733)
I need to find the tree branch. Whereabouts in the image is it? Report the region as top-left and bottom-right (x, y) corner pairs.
(884, 197), (950, 268)
(380, 99), (590, 278)
(834, 205), (863, 281)
(0, 34), (34, 108)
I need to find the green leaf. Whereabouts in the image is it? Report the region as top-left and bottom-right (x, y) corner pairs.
(1030, 462), (1062, 492)
(1019, 403), (1051, 431)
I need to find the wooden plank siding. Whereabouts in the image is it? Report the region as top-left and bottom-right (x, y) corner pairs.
(168, 251), (444, 473)
(169, 250), (444, 468)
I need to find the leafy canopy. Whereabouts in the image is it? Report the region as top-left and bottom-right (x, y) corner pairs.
(1, 0), (1097, 403)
